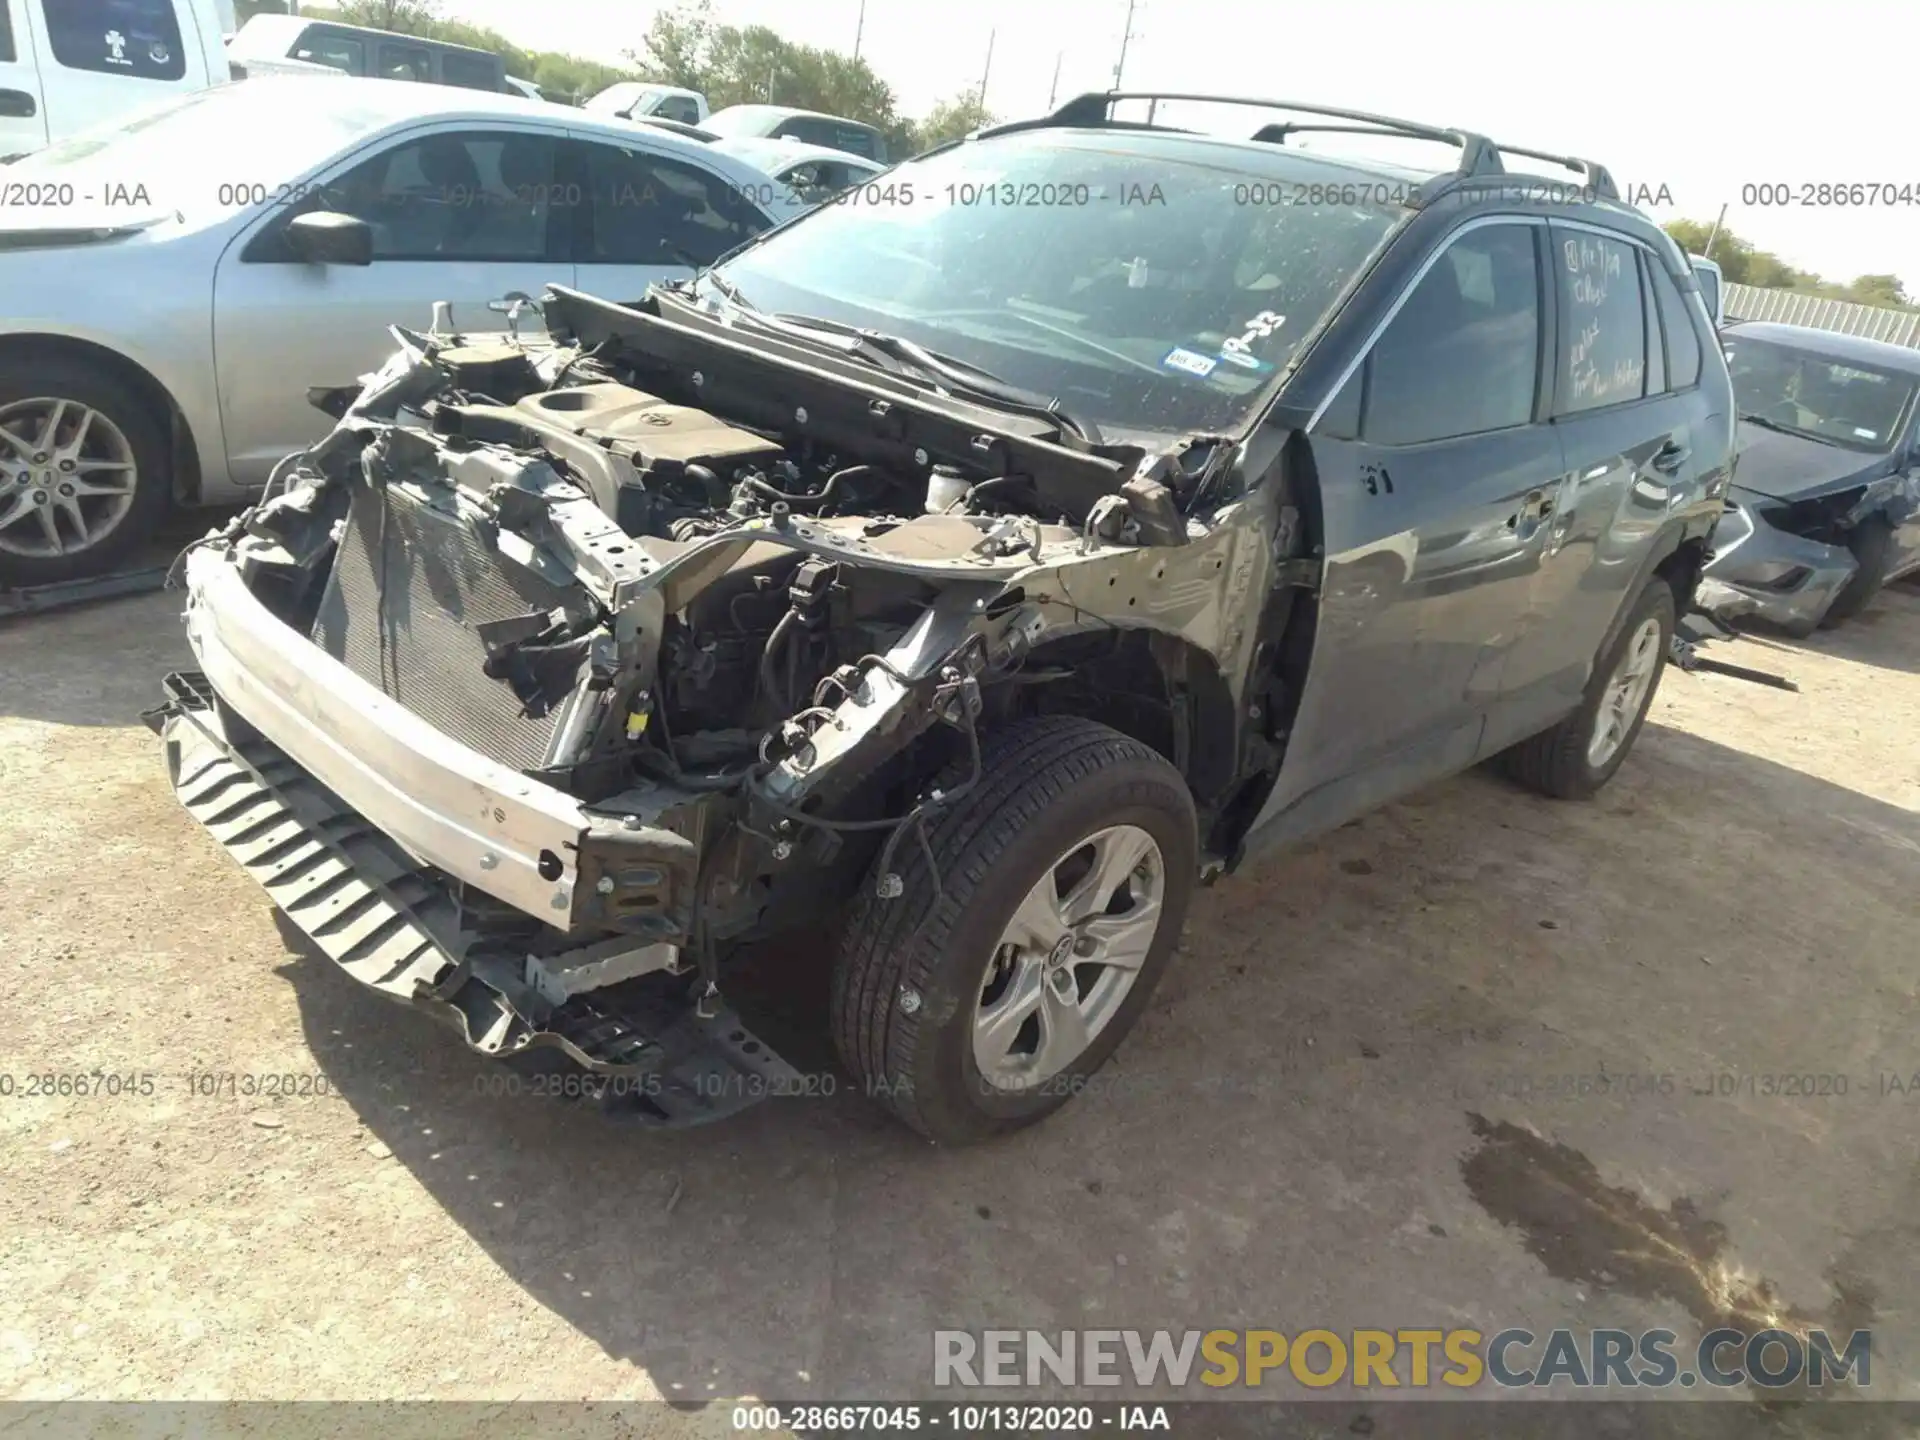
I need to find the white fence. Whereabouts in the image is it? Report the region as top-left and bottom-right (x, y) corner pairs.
(1724, 283), (1920, 349)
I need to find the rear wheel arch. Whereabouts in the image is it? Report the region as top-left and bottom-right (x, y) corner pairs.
(0, 334), (204, 504)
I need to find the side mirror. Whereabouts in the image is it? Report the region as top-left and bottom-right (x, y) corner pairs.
(286, 211), (373, 267)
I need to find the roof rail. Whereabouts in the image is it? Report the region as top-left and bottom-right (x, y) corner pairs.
(1019, 92), (1618, 203)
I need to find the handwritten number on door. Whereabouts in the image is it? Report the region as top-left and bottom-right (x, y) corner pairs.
(1361, 464), (1395, 497)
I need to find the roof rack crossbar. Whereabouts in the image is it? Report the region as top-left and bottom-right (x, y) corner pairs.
(1480, 142), (1619, 200)
(1028, 92), (1618, 204)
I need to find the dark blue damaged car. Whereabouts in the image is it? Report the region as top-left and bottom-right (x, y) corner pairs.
(1700, 321), (1920, 633)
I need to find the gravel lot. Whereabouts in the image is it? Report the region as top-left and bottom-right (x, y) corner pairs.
(2, 577), (1916, 1428)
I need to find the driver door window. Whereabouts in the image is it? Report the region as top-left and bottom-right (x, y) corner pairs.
(282, 131), (560, 262)
(213, 130), (572, 487)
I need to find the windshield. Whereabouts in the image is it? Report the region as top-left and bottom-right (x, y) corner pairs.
(1726, 334), (1918, 452)
(709, 131), (1403, 437)
(8, 86), (398, 220)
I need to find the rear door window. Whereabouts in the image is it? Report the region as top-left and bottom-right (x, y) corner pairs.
(42, 0), (187, 81)
(1361, 223), (1542, 446)
(291, 27), (364, 74)
(1551, 227), (1648, 414)
(1638, 252), (1665, 395)
(439, 51), (500, 91)
(1648, 259), (1703, 389)
(779, 116), (880, 160)
(376, 40), (431, 83)
(581, 140), (769, 265)
(656, 95), (701, 125)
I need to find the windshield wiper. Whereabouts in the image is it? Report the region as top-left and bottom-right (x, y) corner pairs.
(1738, 412), (1801, 436)
(698, 269), (755, 310)
(763, 312), (1103, 444)
(689, 284), (1098, 443)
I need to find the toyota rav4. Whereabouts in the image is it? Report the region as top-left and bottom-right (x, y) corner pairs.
(147, 93), (1733, 1144)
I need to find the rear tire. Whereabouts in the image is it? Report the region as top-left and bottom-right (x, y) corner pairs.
(1820, 517), (1893, 627)
(0, 356), (171, 588)
(831, 716), (1197, 1145)
(1501, 577), (1675, 800)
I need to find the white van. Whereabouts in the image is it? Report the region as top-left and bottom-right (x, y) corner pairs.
(0, 0), (228, 160)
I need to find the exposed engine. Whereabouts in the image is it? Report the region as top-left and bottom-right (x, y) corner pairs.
(185, 280), (1277, 1000)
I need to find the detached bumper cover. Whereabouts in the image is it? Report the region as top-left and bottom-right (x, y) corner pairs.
(1700, 494), (1856, 630)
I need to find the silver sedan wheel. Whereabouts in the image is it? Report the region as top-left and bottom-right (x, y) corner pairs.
(972, 823), (1165, 1092)
(1588, 616), (1663, 768)
(0, 398), (140, 559)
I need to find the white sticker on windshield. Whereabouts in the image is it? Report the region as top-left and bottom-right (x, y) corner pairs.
(1854, 427), (1880, 439)
(1222, 310), (1287, 356)
(1162, 347), (1218, 378)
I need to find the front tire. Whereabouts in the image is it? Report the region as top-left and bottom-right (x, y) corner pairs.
(1501, 577), (1675, 800)
(0, 357), (171, 588)
(831, 717), (1198, 1145)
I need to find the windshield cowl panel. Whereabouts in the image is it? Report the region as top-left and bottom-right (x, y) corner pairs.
(710, 131), (1404, 440)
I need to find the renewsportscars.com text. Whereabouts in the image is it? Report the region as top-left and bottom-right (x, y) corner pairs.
(933, 1327), (1870, 1391)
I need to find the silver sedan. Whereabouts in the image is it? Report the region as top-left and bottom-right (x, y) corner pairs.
(0, 77), (803, 585)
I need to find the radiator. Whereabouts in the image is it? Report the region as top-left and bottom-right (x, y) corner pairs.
(311, 481), (578, 772)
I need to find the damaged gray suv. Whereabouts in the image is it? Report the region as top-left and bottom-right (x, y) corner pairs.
(148, 93), (1732, 1144)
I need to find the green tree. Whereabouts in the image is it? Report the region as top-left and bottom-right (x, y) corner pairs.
(1664, 220), (1918, 312)
(1844, 274), (1910, 309)
(233, 0), (292, 21)
(628, 1), (911, 143)
(914, 90), (995, 152)
(330, 0), (442, 31)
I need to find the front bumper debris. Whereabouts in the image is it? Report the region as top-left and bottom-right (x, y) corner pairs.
(147, 672), (799, 1126)
(178, 544), (697, 932)
(1699, 493), (1856, 633)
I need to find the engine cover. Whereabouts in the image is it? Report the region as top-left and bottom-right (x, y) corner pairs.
(515, 384), (784, 531)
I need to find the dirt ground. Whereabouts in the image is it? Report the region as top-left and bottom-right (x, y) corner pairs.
(2, 575), (1917, 1429)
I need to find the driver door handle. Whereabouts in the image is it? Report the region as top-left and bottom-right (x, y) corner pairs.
(1652, 440), (1690, 476)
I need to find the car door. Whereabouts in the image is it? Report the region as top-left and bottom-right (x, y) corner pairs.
(569, 134), (772, 306)
(1252, 219), (1560, 840)
(210, 124), (573, 487)
(1489, 228), (1705, 746)
(0, 0), (48, 157)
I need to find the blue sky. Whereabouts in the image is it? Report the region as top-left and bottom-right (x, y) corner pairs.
(441, 0), (1920, 291)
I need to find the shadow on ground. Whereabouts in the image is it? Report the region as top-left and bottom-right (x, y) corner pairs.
(0, 510), (237, 726)
(272, 719), (1920, 1410)
(1727, 580), (1920, 677)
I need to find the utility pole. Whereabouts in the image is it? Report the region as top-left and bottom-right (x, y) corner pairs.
(853, 0), (865, 60)
(1047, 52), (1062, 110)
(1702, 201), (1729, 260)
(1114, 0), (1139, 86)
(979, 29), (994, 110)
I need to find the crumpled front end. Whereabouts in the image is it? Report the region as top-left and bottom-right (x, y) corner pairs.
(1699, 487), (1858, 634)
(150, 292), (1254, 1116)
